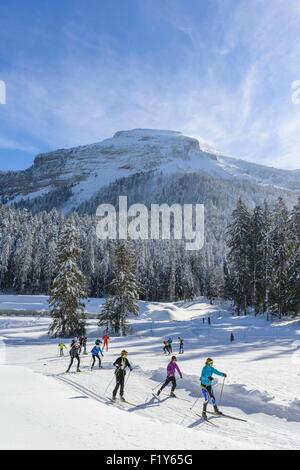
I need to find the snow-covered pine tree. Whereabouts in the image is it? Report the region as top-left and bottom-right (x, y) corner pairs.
(287, 197), (300, 315)
(98, 243), (140, 335)
(227, 198), (252, 315)
(250, 206), (265, 314)
(269, 197), (292, 318)
(48, 218), (87, 338)
(261, 200), (273, 320)
(205, 267), (219, 304)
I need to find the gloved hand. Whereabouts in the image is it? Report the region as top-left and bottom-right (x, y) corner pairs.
(223, 373), (227, 378)
(208, 376), (214, 381)
(180, 375), (183, 379)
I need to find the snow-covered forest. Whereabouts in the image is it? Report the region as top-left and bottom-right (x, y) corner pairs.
(0, 194), (299, 318)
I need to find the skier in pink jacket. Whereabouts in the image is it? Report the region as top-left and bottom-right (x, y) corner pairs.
(157, 356), (183, 397)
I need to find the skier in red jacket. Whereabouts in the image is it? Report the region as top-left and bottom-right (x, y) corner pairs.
(103, 333), (110, 352)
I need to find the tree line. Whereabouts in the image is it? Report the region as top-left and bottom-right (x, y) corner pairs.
(225, 197), (299, 318)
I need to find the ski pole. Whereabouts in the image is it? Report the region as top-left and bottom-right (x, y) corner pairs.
(189, 395), (201, 411)
(151, 381), (164, 391)
(125, 370), (131, 387)
(103, 372), (115, 395)
(219, 376), (226, 407)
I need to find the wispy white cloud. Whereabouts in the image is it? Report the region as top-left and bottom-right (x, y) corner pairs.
(1, 0), (300, 170)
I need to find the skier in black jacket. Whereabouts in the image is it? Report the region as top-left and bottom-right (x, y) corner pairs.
(112, 350), (132, 402)
(66, 339), (81, 373)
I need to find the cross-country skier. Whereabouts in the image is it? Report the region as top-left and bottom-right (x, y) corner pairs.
(167, 338), (173, 353)
(103, 333), (110, 352)
(157, 356), (182, 397)
(230, 332), (235, 343)
(163, 340), (170, 355)
(82, 336), (88, 355)
(200, 358), (227, 419)
(112, 350), (133, 402)
(66, 339), (81, 373)
(178, 337), (184, 354)
(91, 344), (104, 370)
(58, 342), (67, 357)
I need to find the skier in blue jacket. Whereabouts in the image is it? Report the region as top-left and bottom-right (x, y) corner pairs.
(200, 358), (227, 419)
(91, 345), (104, 370)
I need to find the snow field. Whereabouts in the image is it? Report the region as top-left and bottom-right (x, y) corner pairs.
(0, 299), (300, 449)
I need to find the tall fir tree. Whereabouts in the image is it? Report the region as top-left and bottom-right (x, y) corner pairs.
(250, 206), (265, 314)
(288, 197), (300, 315)
(261, 200), (273, 319)
(98, 243), (140, 335)
(227, 198), (252, 314)
(269, 197), (292, 318)
(48, 219), (87, 338)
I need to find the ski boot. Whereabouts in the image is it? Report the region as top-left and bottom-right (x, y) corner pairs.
(213, 405), (223, 416)
(112, 395), (117, 401)
(170, 391), (176, 398)
(202, 403), (208, 420)
(120, 396), (126, 403)
(77, 369), (81, 373)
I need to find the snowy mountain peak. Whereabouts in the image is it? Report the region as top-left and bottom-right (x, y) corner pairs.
(113, 128), (183, 138)
(0, 128), (299, 211)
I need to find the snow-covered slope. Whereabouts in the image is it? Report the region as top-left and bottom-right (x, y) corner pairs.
(0, 129), (299, 212)
(1, 301), (300, 450)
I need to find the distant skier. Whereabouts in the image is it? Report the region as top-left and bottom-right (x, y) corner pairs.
(80, 336), (88, 355)
(91, 344), (104, 370)
(202, 318), (205, 325)
(230, 332), (235, 343)
(156, 356), (182, 398)
(66, 339), (81, 373)
(167, 338), (173, 353)
(178, 337), (184, 354)
(200, 358), (227, 419)
(163, 340), (170, 355)
(58, 342), (67, 357)
(208, 317), (211, 325)
(112, 350), (133, 402)
(103, 333), (110, 352)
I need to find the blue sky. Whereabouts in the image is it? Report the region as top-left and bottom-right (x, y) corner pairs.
(0, 0), (300, 171)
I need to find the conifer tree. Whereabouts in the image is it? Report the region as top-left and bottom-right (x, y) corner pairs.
(269, 198), (292, 318)
(227, 198), (252, 314)
(98, 243), (140, 335)
(288, 197), (300, 315)
(250, 206), (265, 314)
(48, 219), (87, 338)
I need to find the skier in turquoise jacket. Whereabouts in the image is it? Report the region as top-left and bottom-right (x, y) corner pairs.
(200, 358), (227, 419)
